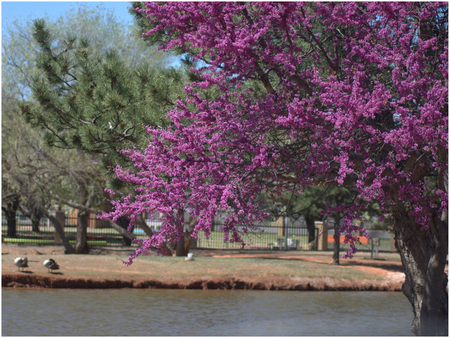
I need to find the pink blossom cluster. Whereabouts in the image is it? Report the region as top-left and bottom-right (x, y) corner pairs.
(100, 2), (447, 262)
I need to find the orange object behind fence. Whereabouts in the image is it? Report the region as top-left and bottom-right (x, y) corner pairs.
(327, 235), (370, 245)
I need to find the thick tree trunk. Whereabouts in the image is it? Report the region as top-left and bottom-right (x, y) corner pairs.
(31, 214), (40, 233)
(175, 236), (186, 256)
(29, 209), (42, 232)
(172, 209), (188, 256)
(184, 234), (192, 254)
(304, 215), (316, 244)
(4, 198), (19, 238)
(53, 196), (138, 244)
(5, 208), (18, 238)
(392, 203), (448, 336)
(45, 211), (76, 254)
(76, 210), (90, 254)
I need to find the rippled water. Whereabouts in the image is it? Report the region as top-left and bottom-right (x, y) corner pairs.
(2, 289), (413, 336)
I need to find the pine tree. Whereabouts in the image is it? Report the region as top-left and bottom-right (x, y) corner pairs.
(19, 19), (188, 251)
(23, 19), (186, 190)
(3, 5), (183, 253)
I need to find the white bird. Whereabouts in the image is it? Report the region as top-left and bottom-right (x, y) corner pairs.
(43, 259), (60, 273)
(14, 257), (29, 272)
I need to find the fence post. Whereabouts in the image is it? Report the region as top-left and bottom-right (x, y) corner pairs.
(354, 219), (362, 236)
(277, 216), (285, 237)
(315, 221), (328, 251)
(54, 209), (65, 245)
(371, 238), (380, 259)
(284, 217), (288, 251)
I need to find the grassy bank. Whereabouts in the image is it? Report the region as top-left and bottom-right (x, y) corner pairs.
(3, 244), (407, 290)
(3, 251), (379, 280)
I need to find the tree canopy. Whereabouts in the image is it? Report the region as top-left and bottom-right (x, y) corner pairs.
(23, 18), (185, 182)
(101, 3), (448, 335)
(3, 3), (178, 214)
(105, 2), (446, 254)
(2, 3), (182, 252)
(2, 3), (174, 100)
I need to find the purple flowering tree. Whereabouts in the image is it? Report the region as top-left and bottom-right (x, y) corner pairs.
(101, 3), (448, 335)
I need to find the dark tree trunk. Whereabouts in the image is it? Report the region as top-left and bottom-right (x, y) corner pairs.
(76, 210), (90, 254)
(5, 209), (17, 238)
(304, 215), (316, 244)
(392, 203), (448, 336)
(45, 211), (75, 254)
(72, 180), (91, 253)
(31, 214), (40, 232)
(105, 219), (137, 242)
(5, 210), (17, 238)
(184, 234), (192, 254)
(172, 208), (189, 256)
(330, 220), (340, 265)
(29, 209), (42, 233)
(175, 236), (186, 256)
(4, 198), (19, 238)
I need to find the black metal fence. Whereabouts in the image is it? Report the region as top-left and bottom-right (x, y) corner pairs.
(195, 216), (315, 250)
(2, 212), (394, 253)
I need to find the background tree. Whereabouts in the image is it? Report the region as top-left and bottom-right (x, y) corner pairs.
(20, 14), (190, 252)
(103, 3), (448, 335)
(25, 19), (183, 175)
(2, 4), (178, 251)
(2, 4), (174, 100)
(2, 90), (105, 253)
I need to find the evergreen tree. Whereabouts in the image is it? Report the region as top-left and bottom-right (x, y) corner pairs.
(2, 3), (173, 100)
(2, 4), (181, 252)
(19, 18), (187, 251)
(23, 19), (186, 189)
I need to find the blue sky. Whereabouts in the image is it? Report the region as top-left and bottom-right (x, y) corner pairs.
(2, 1), (134, 30)
(2, 1), (183, 69)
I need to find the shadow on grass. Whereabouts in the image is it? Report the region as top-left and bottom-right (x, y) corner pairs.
(237, 256), (405, 273)
(340, 261), (405, 273)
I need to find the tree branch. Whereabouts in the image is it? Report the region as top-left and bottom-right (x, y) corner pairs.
(53, 197), (139, 241)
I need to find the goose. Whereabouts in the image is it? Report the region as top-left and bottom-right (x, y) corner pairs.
(43, 259), (60, 273)
(14, 257), (29, 272)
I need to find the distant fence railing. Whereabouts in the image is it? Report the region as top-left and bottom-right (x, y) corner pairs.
(2, 212), (395, 253)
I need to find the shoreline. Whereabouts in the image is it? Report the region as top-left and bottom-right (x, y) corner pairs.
(2, 273), (403, 291)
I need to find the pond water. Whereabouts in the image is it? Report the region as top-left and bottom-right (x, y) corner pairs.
(2, 289), (413, 336)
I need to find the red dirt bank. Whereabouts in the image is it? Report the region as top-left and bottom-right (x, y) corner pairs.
(3, 273), (402, 291)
